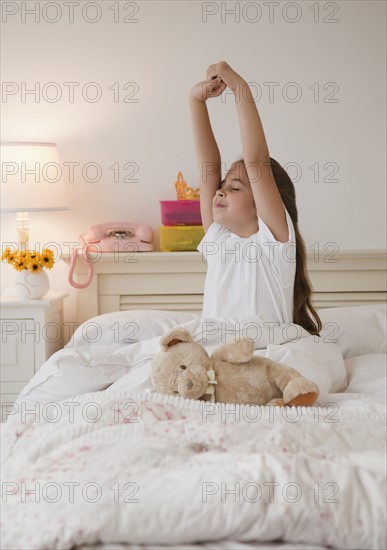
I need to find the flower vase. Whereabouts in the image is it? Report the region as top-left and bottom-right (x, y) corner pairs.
(14, 270), (50, 299)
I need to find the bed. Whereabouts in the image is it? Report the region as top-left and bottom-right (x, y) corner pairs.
(1, 250), (386, 550)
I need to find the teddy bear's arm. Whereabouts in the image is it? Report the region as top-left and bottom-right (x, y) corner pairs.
(211, 339), (255, 364)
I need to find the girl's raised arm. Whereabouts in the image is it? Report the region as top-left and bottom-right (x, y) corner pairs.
(206, 62), (289, 243)
(189, 78), (226, 232)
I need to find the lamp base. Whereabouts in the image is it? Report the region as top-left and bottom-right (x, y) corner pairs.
(16, 211), (30, 249)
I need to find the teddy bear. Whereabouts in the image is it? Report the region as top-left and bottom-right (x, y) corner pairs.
(151, 328), (319, 407)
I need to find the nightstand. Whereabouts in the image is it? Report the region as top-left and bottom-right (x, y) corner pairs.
(0, 291), (68, 420)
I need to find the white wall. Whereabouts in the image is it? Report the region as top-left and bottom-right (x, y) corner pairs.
(1, 0), (386, 330)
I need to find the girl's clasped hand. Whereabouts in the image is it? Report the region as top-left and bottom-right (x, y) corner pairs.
(190, 61), (244, 102)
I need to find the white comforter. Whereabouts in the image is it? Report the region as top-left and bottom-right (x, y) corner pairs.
(1, 313), (386, 550)
(2, 384), (386, 550)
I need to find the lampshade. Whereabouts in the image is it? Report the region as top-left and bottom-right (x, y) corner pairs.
(1, 142), (70, 212)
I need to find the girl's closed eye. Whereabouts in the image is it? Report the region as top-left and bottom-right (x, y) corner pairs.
(231, 183), (242, 191)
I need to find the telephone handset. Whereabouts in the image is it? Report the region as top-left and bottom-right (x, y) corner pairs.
(68, 222), (154, 289)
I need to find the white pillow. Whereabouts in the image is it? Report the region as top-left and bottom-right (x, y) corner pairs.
(318, 304), (386, 358)
(67, 310), (200, 348)
(345, 353), (387, 396)
(266, 335), (347, 395)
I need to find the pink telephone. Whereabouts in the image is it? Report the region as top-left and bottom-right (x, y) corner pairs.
(68, 222), (154, 289)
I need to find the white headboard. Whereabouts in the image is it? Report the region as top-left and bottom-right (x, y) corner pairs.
(63, 250), (387, 325)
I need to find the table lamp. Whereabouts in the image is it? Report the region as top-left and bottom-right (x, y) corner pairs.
(1, 142), (70, 249)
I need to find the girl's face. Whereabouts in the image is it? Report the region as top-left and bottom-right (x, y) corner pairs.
(212, 162), (258, 237)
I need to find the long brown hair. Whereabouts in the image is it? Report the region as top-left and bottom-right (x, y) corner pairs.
(234, 157), (322, 336)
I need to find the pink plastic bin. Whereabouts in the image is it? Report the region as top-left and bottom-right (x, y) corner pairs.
(160, 200), (202, 226)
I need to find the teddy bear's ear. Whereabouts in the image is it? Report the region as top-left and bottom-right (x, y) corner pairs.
(160, 328), (194, 351)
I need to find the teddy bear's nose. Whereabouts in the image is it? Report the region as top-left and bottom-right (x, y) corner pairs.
(185, 379), (193, 390)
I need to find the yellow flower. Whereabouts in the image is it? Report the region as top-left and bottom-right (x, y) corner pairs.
(41, 252), (54, 269)
(42, 248), (54, 259)
(12, 251), (26, 271)
(1, 247), (11, 261)
(26, 251), (39, 262)
(6, 253), (16, 265)
(13, 259), (27, 271)
(28, 260), (43, 272)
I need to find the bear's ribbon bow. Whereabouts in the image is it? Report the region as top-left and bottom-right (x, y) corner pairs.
(205, 369), (217, 403)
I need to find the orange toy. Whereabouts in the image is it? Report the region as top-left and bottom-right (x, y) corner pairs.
(175, 171), (200, 200)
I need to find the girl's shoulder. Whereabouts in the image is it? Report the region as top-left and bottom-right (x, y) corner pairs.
(202, 222), (230, 242)
(197, 222), (231, 256)
(256, 207), (296, 247)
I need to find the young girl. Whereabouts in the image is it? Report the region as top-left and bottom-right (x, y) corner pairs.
(189, 61), (321, 336)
